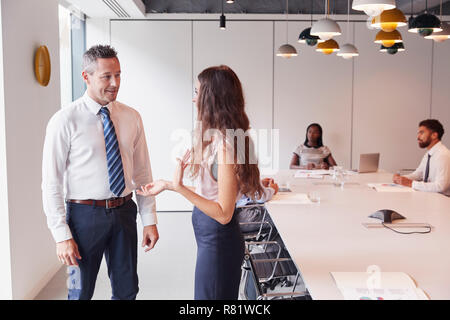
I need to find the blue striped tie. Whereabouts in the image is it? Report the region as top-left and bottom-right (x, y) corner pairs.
(99, 107), (125, 197)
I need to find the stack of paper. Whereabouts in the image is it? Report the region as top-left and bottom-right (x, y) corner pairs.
(331, 272), (428, 300)
(269, 193), (313, 205)
(294, 169), (331, 179)
(368, 183), (414, 192)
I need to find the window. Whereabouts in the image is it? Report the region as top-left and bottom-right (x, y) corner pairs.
(58, 3), (86, 107)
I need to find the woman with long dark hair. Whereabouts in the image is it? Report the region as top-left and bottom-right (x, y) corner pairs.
(289, 123), (337, 170)
(137, 65), (263, 300)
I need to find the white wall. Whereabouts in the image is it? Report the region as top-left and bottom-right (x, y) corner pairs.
(1, 0), (62, 299)
(431, 40), (450, 148)
(111, 20), (194, 211)
(352, 23), (432, 172)
(275, 21), (353, 170)
(0, 0), (12, 300)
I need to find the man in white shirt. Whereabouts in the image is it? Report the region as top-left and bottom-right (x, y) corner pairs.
(42, 45), (159, 300)
(393, 119), (450, 196)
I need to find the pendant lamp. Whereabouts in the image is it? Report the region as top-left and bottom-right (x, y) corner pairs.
(352, 0), (396, 17)
(425, 22), (450, 42)
(219, 0), (226, 30)
(277, 0), (298, 58)
(371, 8), (407, 32)
(375, 29), (402, 47)
(424, 0), (448, 41)
(316, 39), (340, 55)
(311, 0), (341, 41)
(337, 0), (359, 59)
(380, 42), (405, 54)
(298, 0), (324, 46)
(408, 0), (442, 37)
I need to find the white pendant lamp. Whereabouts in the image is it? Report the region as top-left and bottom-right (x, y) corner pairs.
(337, 0), (359, 59)
(277, 0), (298, 58)
(311, 0), (342, 40)
(352, 0), (396, 17)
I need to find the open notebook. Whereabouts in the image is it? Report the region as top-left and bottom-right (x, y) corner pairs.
(331, 272), (428, 300)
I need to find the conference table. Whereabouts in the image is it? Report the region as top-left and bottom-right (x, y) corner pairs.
(262, 170), (450, 300)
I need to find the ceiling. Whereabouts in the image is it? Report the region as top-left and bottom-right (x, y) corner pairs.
(143, 0), (450, 15)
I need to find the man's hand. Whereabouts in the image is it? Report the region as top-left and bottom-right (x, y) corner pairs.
(56, 239), (81, 266)
(393, 174), (413, 187)
(142, 225), (159, 252)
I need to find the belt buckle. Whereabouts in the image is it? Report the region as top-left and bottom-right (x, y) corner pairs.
(106, 197), (120, 209)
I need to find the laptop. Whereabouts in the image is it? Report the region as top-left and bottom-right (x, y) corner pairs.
(356, 153), (380, 173)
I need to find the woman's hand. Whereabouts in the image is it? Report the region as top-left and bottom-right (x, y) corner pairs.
(173, 150), (191, 192)
(319, 162), (329, 170)
(306, 163), (316, 170)
(137, 180), (170, 197)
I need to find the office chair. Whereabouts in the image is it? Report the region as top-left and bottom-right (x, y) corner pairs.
(240, 240), (310, 300)
(236, 203), (276, 244)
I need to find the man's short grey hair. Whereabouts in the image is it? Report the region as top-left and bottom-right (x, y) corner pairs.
(82, 45), (118, 74)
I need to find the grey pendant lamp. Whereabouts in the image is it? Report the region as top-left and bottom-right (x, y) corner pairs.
(277, 0), (298, 58)
(337, 0), (359, 59)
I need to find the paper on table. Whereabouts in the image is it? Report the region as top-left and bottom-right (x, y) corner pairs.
(294, 169), (331, 178)
(269, 193), (313, 204)
(331, 272), (428, 300)
(294, 173), (324, 179)
(367, 183), (414, 192)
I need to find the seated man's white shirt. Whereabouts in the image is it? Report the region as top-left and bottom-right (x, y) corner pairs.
(405, 141), (450, 196)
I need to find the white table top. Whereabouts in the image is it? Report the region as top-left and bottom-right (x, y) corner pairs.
(263, 170), (450, 300)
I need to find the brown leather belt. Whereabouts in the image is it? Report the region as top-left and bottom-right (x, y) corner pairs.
(66, 193), (133, 209)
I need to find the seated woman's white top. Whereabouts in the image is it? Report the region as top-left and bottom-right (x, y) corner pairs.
(293, 144), (331, 167)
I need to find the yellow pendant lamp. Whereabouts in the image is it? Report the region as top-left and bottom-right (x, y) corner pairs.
(371, 8), (407, 32)
(374, 29), (402, 47)
(316, 39), (340, 55)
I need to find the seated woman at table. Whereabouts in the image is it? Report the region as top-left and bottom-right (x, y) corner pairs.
(289, 123), (337, 170)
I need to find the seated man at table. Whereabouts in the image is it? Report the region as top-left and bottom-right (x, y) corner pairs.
(393, 119), (450, 196)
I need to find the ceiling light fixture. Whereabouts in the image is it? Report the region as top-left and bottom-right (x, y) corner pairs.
(375, 29), (403, 47)
(425, 0), (449, 42)
(371, 8), (407, 32)
(316, 39), (340, 55)
(337, 0), (359, 59)
(380, 42), (405, 54)
(298, 0), (324, 46)
(408, 0), (442, 37)
(219, 0), (226, 30)
(311, 0), (342, 41)
(277, 0), (298, 58)
(352, 0), (396, 17)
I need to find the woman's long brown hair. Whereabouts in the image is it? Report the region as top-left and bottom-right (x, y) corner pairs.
(190, 65), (263, 199)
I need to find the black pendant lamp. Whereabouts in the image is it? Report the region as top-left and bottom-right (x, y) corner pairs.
(298, 0), (323, 46)
(408, 0), (442, 37)
(219, 0), (226, 30)
(380, 42), (405, 55)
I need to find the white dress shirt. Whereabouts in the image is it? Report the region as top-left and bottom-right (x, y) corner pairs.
(42, 92), (157, 243)
(405, 141), (450, 196)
